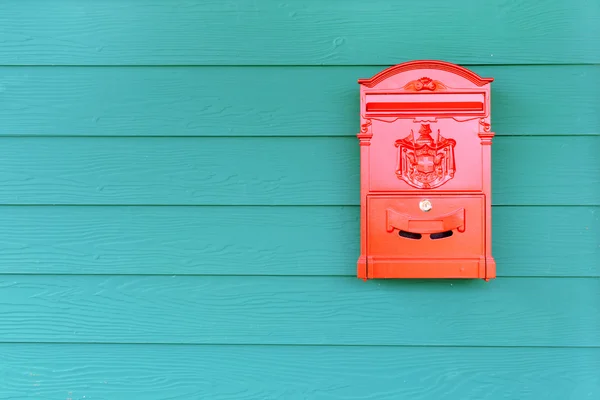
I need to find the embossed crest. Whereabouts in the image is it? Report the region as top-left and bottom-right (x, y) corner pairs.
(394, 124), (456, 189)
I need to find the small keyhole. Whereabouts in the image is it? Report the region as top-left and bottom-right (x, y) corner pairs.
(419, 199), (432, 212)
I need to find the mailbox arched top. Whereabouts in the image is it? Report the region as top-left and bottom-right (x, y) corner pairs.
(358, 60), (494, 88)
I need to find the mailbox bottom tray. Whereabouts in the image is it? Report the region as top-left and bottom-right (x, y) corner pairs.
(365, 256), (488, 280)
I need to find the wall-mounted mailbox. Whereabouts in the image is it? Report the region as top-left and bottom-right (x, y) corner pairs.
(356, 60), (496, 281)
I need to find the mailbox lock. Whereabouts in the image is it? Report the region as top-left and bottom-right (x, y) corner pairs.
(419, 199), (432, 212)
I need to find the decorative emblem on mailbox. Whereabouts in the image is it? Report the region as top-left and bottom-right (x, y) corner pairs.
(356, 60), (496, 281)
(395, 123), (456, 189)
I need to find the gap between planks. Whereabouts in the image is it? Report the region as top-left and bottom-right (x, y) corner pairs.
(0, 63), (598, 68)
(0, 341), (598, 349)
(0, 273), (597, 279)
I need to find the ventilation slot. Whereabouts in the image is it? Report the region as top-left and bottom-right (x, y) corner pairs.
(399, 230), (422, 240)
(430, 230), (453, 240)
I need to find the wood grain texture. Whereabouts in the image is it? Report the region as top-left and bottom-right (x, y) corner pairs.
(1, 66), (598, 137)
(0, 136), (597, 206)
(0, 136), (600, 205)
(0, 0), (598, 65)
(0, 275), (598, 346)
(0, 206), (597, 277)
(1, 344), (598, 400)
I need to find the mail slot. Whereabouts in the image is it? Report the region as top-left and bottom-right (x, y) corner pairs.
(356, 60), (496, 280)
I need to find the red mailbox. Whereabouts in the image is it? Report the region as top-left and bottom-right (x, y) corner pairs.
(356, 60), (496, 281)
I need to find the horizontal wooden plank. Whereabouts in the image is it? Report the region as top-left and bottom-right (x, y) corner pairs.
(1, 344), (598, 400)
(0, 276), (598, 346)
(1, 66), (598, 137)
(0, 136), (597, 206)
(0, 0), (598, 65)
(0, 206), (597, 277)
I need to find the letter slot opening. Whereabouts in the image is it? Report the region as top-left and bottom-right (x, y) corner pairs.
(430, 230), (454, 240)
(399, 230), (422, 240)
(364, 92), (486, 116)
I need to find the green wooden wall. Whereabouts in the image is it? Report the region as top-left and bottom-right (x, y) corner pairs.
(0, 1), (599, 399)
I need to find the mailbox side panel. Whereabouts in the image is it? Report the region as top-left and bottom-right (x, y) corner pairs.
(356, 122), (372, 279)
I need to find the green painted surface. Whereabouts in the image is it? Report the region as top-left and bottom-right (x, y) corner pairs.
(0, 66), (598, 136)
(0, 206), (597, 277)
(0, 136), (598, 206)
(0, 0), (598, 65)
(0, 276), (599, 346)
(1, 345), (599, 400)
(0, 1), (598, 399)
